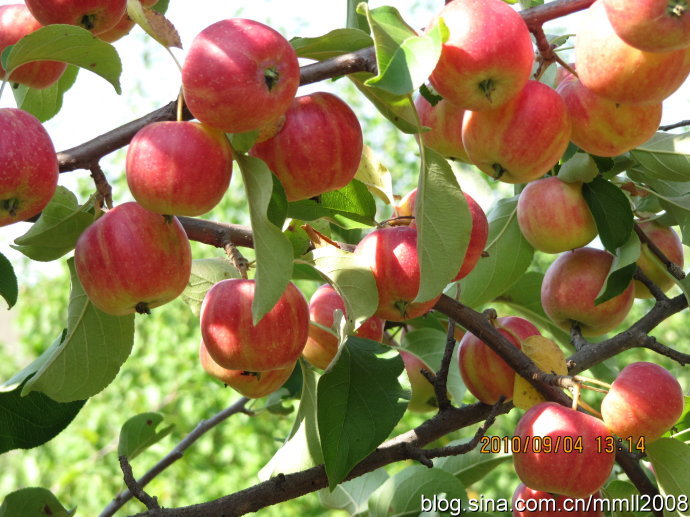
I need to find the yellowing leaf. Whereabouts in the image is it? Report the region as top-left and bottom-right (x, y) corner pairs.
(513, 335), (568, 410)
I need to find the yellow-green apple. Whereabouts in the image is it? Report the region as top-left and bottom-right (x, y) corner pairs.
(74, 202), (191, 315)
(513, 402), (616, 498)
(541, 248), (635, 336)
(0, 4), (67, 88)
(199, 340), (295, 399)
(512, 483), (604, 516)
(394, 188), (489, 280)
(126, 121), (233, 216)
(302, 284), (384, 370)
(556, 76), (662, 157)
(603, 0), (690, 52)
(634, 221), (684, 298)
(98, 0), (157, 43)
(459, 316), (540, 404)
(517, 177), (597, 253)
(0, 108), (58, 227)
(428, 0), (534, 111)
(462, 80), (572, 184)
(250, 92), (363, 201)
(602, 361), (684, 443)
(576, 0), (690, 105)
(400, 350), (439, 413)
(182, 18), (299, 134)
(414, 94), (469, 162)
(353, 225), (439, 322)
(200, 279), (309, 372)
(25, 0), (127, 34)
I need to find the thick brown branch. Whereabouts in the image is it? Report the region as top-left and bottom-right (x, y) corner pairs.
(178, 217), (254, 249)
(634, 267), (669, 302)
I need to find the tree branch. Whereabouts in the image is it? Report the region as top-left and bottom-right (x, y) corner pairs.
(119, 455), (160, 511)
(659, 120), (690, 131)
(634, 223), (686, 281)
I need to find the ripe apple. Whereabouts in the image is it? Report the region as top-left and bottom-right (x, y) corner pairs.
(74, 202), (192, 315)
(541, 248), (635, 336)
(302, 284), (384, 370)
(576, 0), (690, 105)
(25, 0), (127, 34)
(512, 483), (604, 516)
(126, 121), (233, 216)
(0, 108), (58, 227)
(250, 92), (363, 202)
(462, 80), (572, 184)
(459, 316), (540, 404)
(400, 350), (439, 413)
(353, 225), (439, 322)
(200, 279), (309, 372)
(635, 221), (684, 298)
(98, 0), (157, 43)
(199, 340), (295, 399)
(414, 94), (469, 162)
(601, 361), (684, 443)
(0, 4), (67, 89)
(394, 188), (488, 281)
(428, 0), (534, 111)
(182, 18), (299, 134)
(516, 176), (597, 254)
(603, 0), (690, 52)
(513, 402), (616, 498)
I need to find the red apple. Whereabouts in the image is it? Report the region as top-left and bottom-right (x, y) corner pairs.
(353, 225), (439, 322)
(125, 121), (233, 216)
(576, 0), (690, 105)
(541, 248), (635, 336)
(428, 0), (534, 111)
(512, 483), (604, 516)
(414, 95), (469, 162)
(182, 18), (299, 134)
(516, 177), (597, 253)
(200, 279), (309, 372)
(0, 4), (67, 88)
(199, 340), (295, 399)
(462, 80), (572, 184)
(459, 316), (540, 404)
(250, 92), (363, 202)
(603, 0), (690, 52)
(0, 108), (58, 227)
(74, 202), (192, 315)
(98, 0), (157, 43)
(302, 284), (384, 370)
(25, 0), (127, 34)
(556, 77), (662, 157)
(400, 350), (439, 413)
(513, 402), (616, 498)
(635, 221), (684, 298)
(601, 361), (684, 443)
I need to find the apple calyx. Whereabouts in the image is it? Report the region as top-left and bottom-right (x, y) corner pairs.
(394, 300), (411, 320)
(492, 163), (508, 179)
(264, 68), (280, 91)
(669, 0), (687, 17)
(135, 302), (151, 315)
(2, 198), (19, 216)
(479, 78), (495, 102)
(81, 13), (97, 30)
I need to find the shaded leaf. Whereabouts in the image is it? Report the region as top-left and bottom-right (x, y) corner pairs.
(595, 231), (639, 304)
(602, 480), (639, 517)
(0, 487), (73, 517)
(11, 64), (79, 122)
(127, 0), (181, 48)
(118, 412), (174, 460)
(646, 438), (690, 516)
(180, 258), (241, 317)
(583, 176), (633, 252)
(631, 132), (690, 182)
(434, 438), (512, 486)
(319, 468), (389, 515)
(557, 152), (598, 183)
(0, 252), (18, 309)
(350, 72), (419, 133)
(347, 0), (370, 33)
(291, 28), (372, 60)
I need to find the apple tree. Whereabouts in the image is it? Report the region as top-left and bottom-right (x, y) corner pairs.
(1, 0), (690, 515)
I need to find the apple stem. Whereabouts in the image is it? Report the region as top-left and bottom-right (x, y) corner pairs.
(264, 68), (280, 91)
(574, 375), (612, 389)
(576, 397), (603, 419)
(80, 13), (97, 31)
(571, 381), (581, 410)
(135, 302), (151, 315)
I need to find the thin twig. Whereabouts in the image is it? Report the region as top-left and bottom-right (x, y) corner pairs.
(634, 267), (670, 301)
(89, 163), (113, 210)
(119, 455), (160, 510)
(570, 323), (590, 351)
(433, 319), (457, 411)
(642, 335), (690, 366)
(224, 243), (249, 279)
(659, 119), (690, 131)
(634, 223), (685, 280)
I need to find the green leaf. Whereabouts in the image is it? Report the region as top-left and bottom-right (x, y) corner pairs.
(595, 231), (640, 305)
(434, 438), (512, 486)
(400, 328), (465, 405)
(319, 468), (389, 514)
(0, 252), (18, 309)
(347, 0), (370, 33)
(296, 247), (378, 329)
(286, 179), (377, 229)
(11, 186), (94, 262)
(118, 412), (174, 460)
(291, 28), (372, 60)
(180, 258), (241, 317)
(126, 0), (181, 48)
(460, 197), (534, 309)
(602, 480), (639, 517)
(11, 65), (79, 122)
(631, 132), (690, 182)
(18, 259), (135, 402)
(359, 4), (447, 95)
(354, 145), (394, 205)
(583, 176), (634, 252)
(349, 72), (419, 134)
(267, 174), (288, 229)
(318, 338), (405, 489)
(557, 152), (599, 183)
(0, 487), (73, 517)
(646, 438), (690, 516)
(235, 154), (293, 324)
(415, 148), (471, 303)
(227, 130), (259, 153)
(368, 465), (467, 517)
(4, 25), (122, 94)
(259, 360), (322, 479)
(151, 0), (169, 14)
